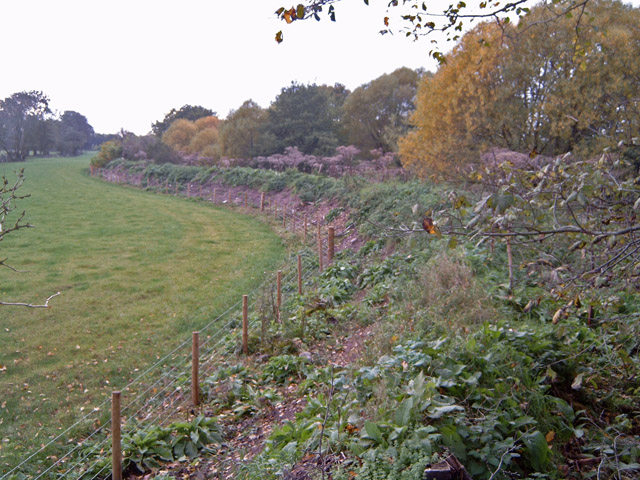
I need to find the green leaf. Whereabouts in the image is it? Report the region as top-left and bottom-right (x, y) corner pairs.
(364, 421), (384, 444)
(495, 194), (515, 214)
(523, 430), (549, 471)
(185, 440), (198, 458)
(395, 397), (414, 427)
(173, 440), (185, 458)
(296, 4), (305, 18)
(153, 446), (174, 461)
(428, 404), (464, 419)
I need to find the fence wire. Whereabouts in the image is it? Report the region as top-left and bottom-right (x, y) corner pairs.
(3, 187), (336, 480)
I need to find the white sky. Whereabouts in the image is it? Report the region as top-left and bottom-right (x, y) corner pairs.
(2, 0), (638, 135)
(0, 0), (447, 135)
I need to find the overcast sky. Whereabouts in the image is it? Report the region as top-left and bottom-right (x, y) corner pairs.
(0, 0), (450, 135)
(2, 0), (639, 135)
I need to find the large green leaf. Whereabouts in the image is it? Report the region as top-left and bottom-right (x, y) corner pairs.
(523, 430), (549, 471)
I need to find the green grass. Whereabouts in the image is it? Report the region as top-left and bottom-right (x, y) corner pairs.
(0, 155), (285, 471)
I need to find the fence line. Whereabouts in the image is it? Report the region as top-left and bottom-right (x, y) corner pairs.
(4, 181), (341, 480)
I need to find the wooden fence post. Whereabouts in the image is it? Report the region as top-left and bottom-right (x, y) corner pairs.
(297, 255), (303, 295)
(165, 179), (169, 194)
(317, 225), (323, 272)
(260, 192), (265, 211)
(244, 191), (248, 209)
(187, 183), (191, 197)
(242, 295), (248, 355)
(192, 332), (200, 406)
(328, 227), (335, 263)
(111, 391), (122, 480)
(283, 209), (286, 229)
(228, 189), (232, 205)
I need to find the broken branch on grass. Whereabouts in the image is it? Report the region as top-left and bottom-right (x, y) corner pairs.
(0, 292), (61, 309)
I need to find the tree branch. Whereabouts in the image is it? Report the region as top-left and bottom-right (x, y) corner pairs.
(0, 292), (61, 309)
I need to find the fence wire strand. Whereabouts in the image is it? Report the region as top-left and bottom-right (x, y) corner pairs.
(5, 187), (333, 480)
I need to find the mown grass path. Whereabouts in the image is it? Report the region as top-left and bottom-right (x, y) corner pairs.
(0, 155), (285, 470)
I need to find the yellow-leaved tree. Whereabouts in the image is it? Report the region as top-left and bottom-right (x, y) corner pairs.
(162, 115), (222, 163)
(399, 0), (640, 179)
(398, 22), (503, 179)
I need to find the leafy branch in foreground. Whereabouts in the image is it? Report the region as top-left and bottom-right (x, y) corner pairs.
(1, 168), (60, 308)
(435, 152), (639, 307)
(1, 168), (32, 244)
(366, 150), (640, 308)
(274, 0), (590, 61)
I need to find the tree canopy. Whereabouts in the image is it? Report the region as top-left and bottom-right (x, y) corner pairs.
(218, 100), (270, 160)
(261, 82), (349, 156)
(0, 91), (51, 162)
(399, 0), (640, 179)
(342, 67), (422, 154)
(151, 105), (216, 137)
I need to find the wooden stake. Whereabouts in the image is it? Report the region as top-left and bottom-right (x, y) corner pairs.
(111, 391), (122, 480)
(165, 179), (169, 194)
(317, 225), (323, 272)
(283, 209), (286, 229)
(228, 189), (232, 205)
(260, 192), (265, 211)
(297, 254), (302, 295)
(187, 183), (191, 197)
(213, 187), (217, 204)
(244, 191), (248, 209)
(191, 332), (200, 406)
(242, 295), (248, 355)
(328, 226), (335, 263)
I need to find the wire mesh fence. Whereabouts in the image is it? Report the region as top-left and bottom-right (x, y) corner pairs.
(2, 186), (340, 480)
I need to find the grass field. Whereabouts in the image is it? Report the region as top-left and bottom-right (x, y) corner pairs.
(0, 155), (285, 471)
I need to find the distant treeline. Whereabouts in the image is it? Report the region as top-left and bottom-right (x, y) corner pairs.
(0, 91), (105, 162)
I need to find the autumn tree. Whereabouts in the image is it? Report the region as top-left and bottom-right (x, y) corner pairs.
(162, 119), (198, 152)
(219, 100), (270, 159)
(151, 104), (215, 137)
(398, 22), (503, 178)
(0, 91), (51, 162)
(161, 116), (222, 163)
(399, 0), (640, 179)
(342, 67), (422, 154)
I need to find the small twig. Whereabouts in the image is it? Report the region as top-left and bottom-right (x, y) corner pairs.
(0, 292), (61, 309)
(488, 429), (531, 480)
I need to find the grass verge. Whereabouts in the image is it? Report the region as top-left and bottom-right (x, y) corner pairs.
(0, 155), (285, 472)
